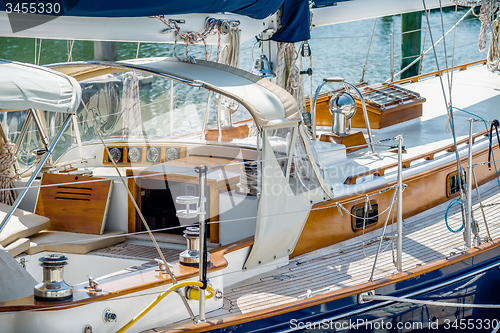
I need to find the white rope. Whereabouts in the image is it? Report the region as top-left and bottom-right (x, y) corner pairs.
(276, 43), (305, 112)
(136, 42), (141, 59)
(478, 1), (495, 52)
(67, 40), (74, 62)
(219, 22), (240, 67)
(0, 141), (17, 205)
(363, 294), (500, 308)
(487, 15), (500, 71)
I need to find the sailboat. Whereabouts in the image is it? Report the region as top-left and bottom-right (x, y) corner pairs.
(0, 0), (500, 332)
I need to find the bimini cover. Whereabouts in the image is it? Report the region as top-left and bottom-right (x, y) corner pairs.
(0, 59), (82, 112)
(51, 57), (300, 126)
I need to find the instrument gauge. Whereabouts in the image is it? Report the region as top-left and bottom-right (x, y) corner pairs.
(108, 147), (123, 163)
(146, 147), (160, 163)
(165, 147), (180, 161)
(127, 147), (142, 163)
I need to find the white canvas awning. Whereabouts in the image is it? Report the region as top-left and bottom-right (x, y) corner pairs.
(0, 59), (82, 113)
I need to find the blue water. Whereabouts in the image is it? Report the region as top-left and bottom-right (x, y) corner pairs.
(0, 7), (485, 96)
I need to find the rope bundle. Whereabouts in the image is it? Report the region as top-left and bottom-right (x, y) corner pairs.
(218, 22), (240, 67)
(0, 141), (17, 205)
(488, 15), (500, 70)
(276, 43), (304, 112)
(478, 1), (497, 52)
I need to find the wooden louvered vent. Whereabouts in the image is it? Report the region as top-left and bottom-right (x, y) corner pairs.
(35, 173), (113, 234)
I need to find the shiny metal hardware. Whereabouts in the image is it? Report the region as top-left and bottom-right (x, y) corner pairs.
(217, 95), (239, 129)
(176, 196), (201, 219)
(83, 324), (93, 333)
(251, 54), (276, 78)
(311, 78), (375, 153)
(357, 290), (375, 304)
(236, 161), (259, 196)
(179, 227), (210, 265)
(472, 218), (481, 246)
(68, 169), (93, 177)
(84, 275), (102, 294)
(0, 114), (73, 235)
(329, 92), (357, 135)
(154, 258), (173, 273)
(34, 254), (73, 302)
(19, 257), (26, 269)
(396, 135), (404, 272)
(184, 286), (196, 301)
(103, 308), (117, 323)
(466, 118), (474, 248)
(297, 287), (330, 300)
(214, 289), (223, 300)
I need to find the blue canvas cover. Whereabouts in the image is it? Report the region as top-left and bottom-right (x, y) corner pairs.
(0, 0), (350, 41)
(0, 0), (283, 19)
(271, 0), (311, 42)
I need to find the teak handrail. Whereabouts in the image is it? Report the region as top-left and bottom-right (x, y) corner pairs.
(392, 59), (487, 84)
(344, 129), (489, 185)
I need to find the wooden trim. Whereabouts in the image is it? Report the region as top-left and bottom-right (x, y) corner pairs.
(127, 169), (137, 233)
(391, 59), (487, 84)
(0, 238), (254, 312)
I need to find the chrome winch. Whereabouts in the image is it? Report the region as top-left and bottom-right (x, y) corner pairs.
(34, 254), (73, 302)
(179, 227), (210, 266)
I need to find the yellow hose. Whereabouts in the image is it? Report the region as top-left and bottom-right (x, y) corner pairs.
(116, 281), (215, 333)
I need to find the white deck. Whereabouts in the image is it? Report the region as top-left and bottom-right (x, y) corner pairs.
(319, 63), (500, 189)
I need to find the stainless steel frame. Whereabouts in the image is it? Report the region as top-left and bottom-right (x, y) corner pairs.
(312, 77), (375, 153)
(0, 114), (73, 234)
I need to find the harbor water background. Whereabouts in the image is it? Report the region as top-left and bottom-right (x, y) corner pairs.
(0, 6), (486, 97)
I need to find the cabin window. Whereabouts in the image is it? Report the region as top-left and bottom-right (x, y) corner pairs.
(447, 171), (465, 197)
(351, 202), (379, 231)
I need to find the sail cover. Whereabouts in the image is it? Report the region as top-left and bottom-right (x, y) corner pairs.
(0, 0), (284, 20)
(0, 59), (82, 112)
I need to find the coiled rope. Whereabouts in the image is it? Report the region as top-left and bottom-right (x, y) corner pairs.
(487, 15), (500, 71)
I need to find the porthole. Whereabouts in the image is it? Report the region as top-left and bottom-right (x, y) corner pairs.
(351, 202), (379, 231)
